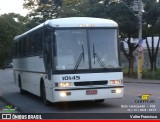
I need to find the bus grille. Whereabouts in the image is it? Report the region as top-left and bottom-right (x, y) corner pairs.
(74, 81), (108, 86)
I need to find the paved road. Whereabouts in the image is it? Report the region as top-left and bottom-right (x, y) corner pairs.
(0, 69), (160, 116)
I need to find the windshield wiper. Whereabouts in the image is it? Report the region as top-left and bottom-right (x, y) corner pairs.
(93, 44), (106, 68)
(74, 44), (85, 70)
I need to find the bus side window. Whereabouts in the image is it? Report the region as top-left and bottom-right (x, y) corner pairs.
(38, 31), (43, 54)
(34, 31), (42, 55)
(22, 38), (27, 56)
(33, 32), (38, 55)
(26, 36), (30, 56)
(30, 36), (35, 55)
(14, 42), (17, 57)
(17, 42), (19, 57)
(19, 40), (23, 57)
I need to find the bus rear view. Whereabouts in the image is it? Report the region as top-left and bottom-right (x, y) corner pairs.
(13, 17), (124, 105)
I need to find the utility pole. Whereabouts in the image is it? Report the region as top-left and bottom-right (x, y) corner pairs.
(137, 0), (143, 79)
(119, 0), (143, 79)
(138, 0), (142, 40)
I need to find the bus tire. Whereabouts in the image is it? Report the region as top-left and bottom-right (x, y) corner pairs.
(18, 76), (26, 95)
(40, 81), (51, 106)
(94, 99), (105, 103)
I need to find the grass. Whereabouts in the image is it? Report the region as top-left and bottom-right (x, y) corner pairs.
(123, 68), (160, 80)
(142, 69), (160, 80)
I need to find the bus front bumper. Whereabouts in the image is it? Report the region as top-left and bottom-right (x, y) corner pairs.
(53, 86), (124, 102)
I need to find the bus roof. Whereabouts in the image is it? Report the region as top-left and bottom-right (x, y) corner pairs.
(14, 17), (118, 40)
(47, 17), (118, 27)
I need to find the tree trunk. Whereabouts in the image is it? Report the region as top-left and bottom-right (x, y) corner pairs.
(146, 36), (160, 71)
(120, 37), (139, 78)
(128, 56), (134, 77)
(150, 59), (157, 71)
(154, 60), (157, 71)
(150, 59), (154, 71)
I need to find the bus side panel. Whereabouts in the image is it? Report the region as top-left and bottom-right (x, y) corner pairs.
(21, 72), (42, 96)
(13, 57), (46, 97)
(14, 69), (55, 103)
(13, 70), (18, 86)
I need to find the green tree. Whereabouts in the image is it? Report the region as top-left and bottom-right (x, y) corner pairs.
(58, 0), (88, 17)
(143, 0), (160, 36)
(0, 13), (27, 67)
(23, 0), (59, 28)
(104, 1), (138, 77)
(142, 0), (160, 72)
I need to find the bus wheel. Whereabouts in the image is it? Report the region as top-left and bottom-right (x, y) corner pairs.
(18, 76), (26, 95)
(94, 99), (105, 103)
(41, 82), (51, 106)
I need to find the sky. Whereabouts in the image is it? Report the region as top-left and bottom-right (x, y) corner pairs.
(0, 0), (29, 16)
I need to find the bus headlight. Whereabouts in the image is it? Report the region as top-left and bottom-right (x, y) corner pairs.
(110, 80), (121, 85)
(111, 89), (122, 94)
(60, 92), (71, 97)
(116, 89), (122, 93)
(59, 82), (71, 87)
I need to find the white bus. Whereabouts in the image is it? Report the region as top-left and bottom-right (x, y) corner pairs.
(13, 17), (124, 105)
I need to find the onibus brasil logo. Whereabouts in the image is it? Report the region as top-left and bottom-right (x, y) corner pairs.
(135, 94), (155, 103)
(3, 105), (17, 113)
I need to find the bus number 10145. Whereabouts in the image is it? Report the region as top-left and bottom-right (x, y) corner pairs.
(62, 76), (80, 80)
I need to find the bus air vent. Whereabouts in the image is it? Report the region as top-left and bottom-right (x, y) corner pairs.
(74, 81), (108, 86)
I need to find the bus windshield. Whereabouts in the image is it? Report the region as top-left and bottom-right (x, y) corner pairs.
(54, 29), (119, 70)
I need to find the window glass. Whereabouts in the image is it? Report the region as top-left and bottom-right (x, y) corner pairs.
(26, 36), (31, 56)
(30, 36), (35, 55)
(22, 38), (27, 56)
(54, 29), (89, 70)
(88, 29), (119, 68)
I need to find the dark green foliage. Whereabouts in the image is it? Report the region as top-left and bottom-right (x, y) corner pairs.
(0, 13), (27, 68)
(23, 0), (160, 36)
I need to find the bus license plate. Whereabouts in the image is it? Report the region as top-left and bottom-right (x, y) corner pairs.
(86, 90), (97, 95)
